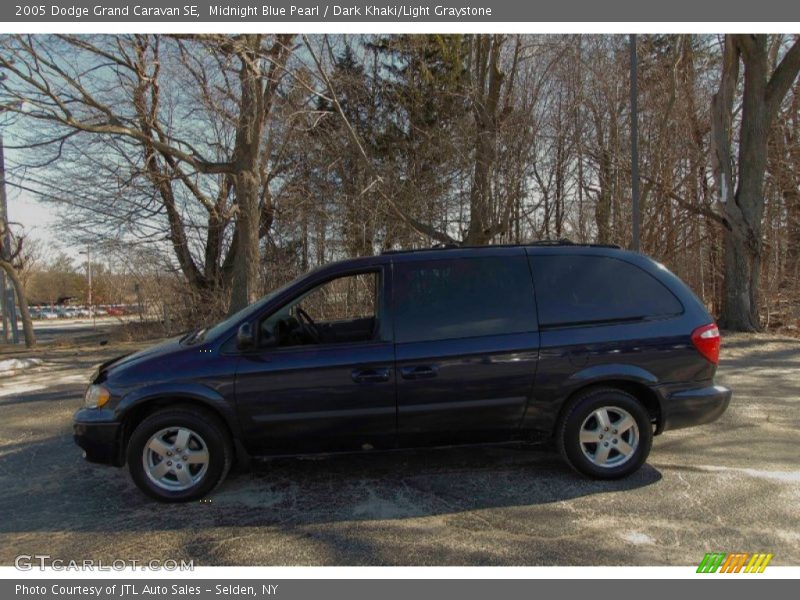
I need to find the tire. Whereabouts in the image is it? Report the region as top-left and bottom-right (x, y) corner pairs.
(127, 406), (233, 502)
(557, 387), (652, 479)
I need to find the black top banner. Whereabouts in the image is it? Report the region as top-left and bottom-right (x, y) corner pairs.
(5, 0), (800, 23)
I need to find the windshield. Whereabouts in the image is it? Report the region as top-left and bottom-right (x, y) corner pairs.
(189, 277), (303, 344)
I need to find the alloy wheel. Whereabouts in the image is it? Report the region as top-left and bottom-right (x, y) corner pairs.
(578, 406), (640, 468)
(142, 427), (210, 491)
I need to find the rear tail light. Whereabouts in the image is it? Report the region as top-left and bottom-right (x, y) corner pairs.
(691, 323), (721, 365)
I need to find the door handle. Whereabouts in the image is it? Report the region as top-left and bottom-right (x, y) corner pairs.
(351, 367), (391, 384)
(400, 365), (439, 380)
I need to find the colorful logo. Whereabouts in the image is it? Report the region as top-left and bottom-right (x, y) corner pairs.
(697, 552), (774, 573)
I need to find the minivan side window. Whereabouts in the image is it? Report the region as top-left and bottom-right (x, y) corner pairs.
(393, 256), (537, 344)
(529, 255), (683, 327)
(259, 271), (381, 348)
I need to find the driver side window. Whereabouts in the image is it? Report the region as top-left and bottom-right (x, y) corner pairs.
(259, 271), (380, 348)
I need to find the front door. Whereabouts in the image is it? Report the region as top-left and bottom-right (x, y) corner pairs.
(235, 267), (396, 454)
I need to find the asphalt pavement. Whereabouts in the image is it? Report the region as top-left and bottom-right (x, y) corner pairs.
(0, 333), (797, 566)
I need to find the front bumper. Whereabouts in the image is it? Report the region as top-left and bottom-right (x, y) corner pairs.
(73, 408), (123, 466)
(659, 384), (732, 432)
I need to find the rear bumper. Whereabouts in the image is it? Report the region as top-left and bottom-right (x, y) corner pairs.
(659, 384), (732, 432)
(73, 409), (123, 466)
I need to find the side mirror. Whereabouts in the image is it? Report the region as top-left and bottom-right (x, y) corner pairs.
(237, 322), (255, 350)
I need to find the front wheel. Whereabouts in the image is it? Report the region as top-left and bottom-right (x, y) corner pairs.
(127, 407), (232, 502)
(557, 387), (653, 479)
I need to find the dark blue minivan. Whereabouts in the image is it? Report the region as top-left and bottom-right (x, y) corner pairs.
(74, 243), (731, 501)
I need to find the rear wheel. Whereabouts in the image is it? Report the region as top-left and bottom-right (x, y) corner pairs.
(127, 407), (232, 502)
(557, 387), (652, 479)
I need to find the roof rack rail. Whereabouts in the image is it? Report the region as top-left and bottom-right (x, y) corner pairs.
(381, 239), (621, 254)
(526, 238), (575, 246)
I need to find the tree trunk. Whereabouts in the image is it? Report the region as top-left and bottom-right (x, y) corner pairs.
(228, 35), (265, 314)
(465, 35), (504, 245)
(596, 149), (613, 245)
(721, 230), (760, 330)
(720, 38), (769, 331)
(714, 35), (800, 331)
(0, 259), (36, 347)
(224, 34), (294, 314)
(229, 172), (261, 313)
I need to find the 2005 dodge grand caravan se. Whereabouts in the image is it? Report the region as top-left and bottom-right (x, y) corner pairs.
(74, 242), (731, 502)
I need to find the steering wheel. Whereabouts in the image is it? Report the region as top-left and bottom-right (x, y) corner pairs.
(295, 307), (321, 344)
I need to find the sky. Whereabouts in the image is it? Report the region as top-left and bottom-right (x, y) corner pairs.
(7, 189), (82, 261)
(2, 111), (82, 261)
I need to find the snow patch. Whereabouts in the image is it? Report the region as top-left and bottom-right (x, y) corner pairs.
(698, 465), (800, 483)
(0, 383), (46, 398)
(622, 531), (655, 545)
(0, 358), (43, 374)
(352, 488), (417, 520)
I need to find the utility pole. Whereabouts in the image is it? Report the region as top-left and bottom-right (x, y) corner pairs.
(0, 132), (20, 344)
(85, 245), (95, 329)
(629, 34), (641, 253)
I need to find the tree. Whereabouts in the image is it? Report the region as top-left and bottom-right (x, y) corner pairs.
(0, 221), (36, 347)
(4, 34), (800, 335)
(0, 34), (296, 314)
(712, 34), (800, 331)
(307, 34), (525, 247)
(464, 35), (521, 244)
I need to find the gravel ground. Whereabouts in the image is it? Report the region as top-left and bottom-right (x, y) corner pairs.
(0, 333), (798, 566)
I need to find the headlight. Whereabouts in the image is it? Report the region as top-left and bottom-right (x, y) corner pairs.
(84, 385), (110, 409)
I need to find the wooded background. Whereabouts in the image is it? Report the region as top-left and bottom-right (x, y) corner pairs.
(1, 34), (799, 345)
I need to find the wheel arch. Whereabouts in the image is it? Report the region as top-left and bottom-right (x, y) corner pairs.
(553, 379), (662, 439)
(115, 390), (247, 468)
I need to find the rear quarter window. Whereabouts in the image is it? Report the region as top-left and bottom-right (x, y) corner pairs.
(529, 255), (683, 327)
